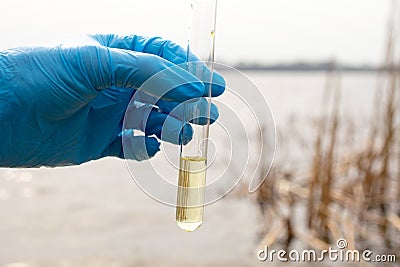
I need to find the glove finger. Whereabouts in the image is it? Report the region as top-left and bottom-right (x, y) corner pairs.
(147, 110), (194, 145)
(91, 34), (225, 97)
(159, 99), (219, 125)
(209, 70), (225, 97)
(90, 34), (188, 65)
(133, 91), (219, 125)
(121, 133), (160, 161)
(124, 102), (193, 145)
(186, 63), (226, 97)
(108, 49), (206, 102)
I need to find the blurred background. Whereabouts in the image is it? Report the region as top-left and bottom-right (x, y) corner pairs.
(0, 0), (399, 266)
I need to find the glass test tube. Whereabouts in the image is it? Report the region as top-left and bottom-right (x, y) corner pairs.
(175, 0), (218, 232)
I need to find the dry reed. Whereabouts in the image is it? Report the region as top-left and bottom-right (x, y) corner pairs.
(256, 2), (400, 260)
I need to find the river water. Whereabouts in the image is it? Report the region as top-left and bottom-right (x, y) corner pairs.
(0, 71), (386, 266)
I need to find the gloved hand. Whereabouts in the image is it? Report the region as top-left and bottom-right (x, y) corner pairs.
(0, 34), (225, 167)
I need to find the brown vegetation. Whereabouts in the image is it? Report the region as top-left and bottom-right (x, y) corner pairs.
(256, 5), (400, 258)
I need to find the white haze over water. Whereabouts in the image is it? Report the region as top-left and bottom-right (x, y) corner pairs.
(0, 0), (391, 65)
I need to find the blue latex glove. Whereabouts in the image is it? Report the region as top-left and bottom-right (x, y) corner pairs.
(0, 34), (225, 167)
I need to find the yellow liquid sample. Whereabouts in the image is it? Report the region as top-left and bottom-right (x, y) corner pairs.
(176, 157), (207, 232)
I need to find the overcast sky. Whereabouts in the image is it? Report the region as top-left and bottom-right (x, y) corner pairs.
(0, 0), (392, 65)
